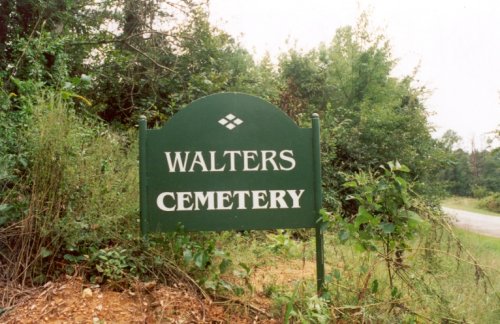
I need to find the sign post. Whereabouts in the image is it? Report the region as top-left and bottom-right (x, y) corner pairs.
(312, 113), (325, 294)
(139, 93), (324, 293)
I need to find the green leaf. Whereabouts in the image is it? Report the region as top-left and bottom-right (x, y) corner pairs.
(319, 208), (330, 222)
(388, 161), (410, 173)
(354, 242), (367, 252)
(371, 279), (379, 293)
(183, 249), (192, 264)
(219, 280), (234, 292)
(391, 286), (402, 298)
(343, 181), (358, 188)
(0, 216), (8, 227)
(339, 229), (350, 242)
(194, 251), (208, 269)
(0, 204), (11, 213)
(64, 254), (75, 262)
(405, 210), (423, 222)
(19, 157), (28, 168)
(239, 262), (251, 274)
(204, 280), (217, 291)
(398, 164), (410, 172)
(395, 176), (407, 188)
(380, 223), (395, 234)
(40, 247), (52, 258)
(355, 207), (373, 229)
(219, 258), (232, 274)
(233, 286), (245, 296)
(333, 269), (341, 281)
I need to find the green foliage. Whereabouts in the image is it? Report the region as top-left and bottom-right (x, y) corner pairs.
(266, 230), (301, 256)
(478, 193), (500, 213)
(0, 85), (30, 225)
(438, 131), (499, 197)
(278, 16), (442, 211)
(440, 148), (474, 196)
(82, 6), (273, 125)
(145, 230), (254, 296)
(90, 247), (138, 283)
(274, 282), (331, 323)
(0, 92), (139, 284)
(336, 161), (433, 299)
(442, 196), (500, 216)
(338, 162), (426, 251)
(472, 185), (490, 199)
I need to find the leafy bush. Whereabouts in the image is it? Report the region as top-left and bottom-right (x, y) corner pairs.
(337, 162), (427, 264)
(0, 91), (140, 284)
(471, 185), (490, 199)
(478, 193), (500, 213)
(0, 82), (32, 227)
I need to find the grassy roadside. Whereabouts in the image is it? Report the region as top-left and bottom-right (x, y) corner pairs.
(442, 196), (500, 217)
(220, 227), (500, 322)
(454, 227), (500, 253)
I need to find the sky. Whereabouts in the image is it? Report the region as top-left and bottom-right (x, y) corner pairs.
(208, 0), (500, 150)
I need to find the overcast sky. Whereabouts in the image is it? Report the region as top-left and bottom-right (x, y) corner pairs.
(208, 0), (500, 150)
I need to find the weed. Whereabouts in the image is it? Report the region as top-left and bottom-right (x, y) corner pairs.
(0, 91), (140, 286)
(273, 281), (331, 323)
(90, 247), (138, 284)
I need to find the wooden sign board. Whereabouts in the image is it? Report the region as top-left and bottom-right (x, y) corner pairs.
(139, 93), (325, 292)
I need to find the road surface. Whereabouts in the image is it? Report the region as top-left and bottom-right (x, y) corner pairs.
(443, 207), (500, 238)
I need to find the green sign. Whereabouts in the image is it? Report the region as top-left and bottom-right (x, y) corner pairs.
(139, 92), (321, 232)
(139, 92), (324, 292)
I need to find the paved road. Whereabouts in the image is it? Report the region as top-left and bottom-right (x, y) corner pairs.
(443, 207), (500, 238)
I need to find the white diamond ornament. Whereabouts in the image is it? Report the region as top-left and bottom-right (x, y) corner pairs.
(218, 114), (243, 130)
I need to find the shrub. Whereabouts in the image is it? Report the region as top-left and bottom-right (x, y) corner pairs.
(478, 193), (500, 213)
(0, 91), (140, 284)
(471, 185), (490, 199)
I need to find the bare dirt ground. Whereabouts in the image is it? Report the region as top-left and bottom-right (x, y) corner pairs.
(0, 260), (317, 323)
(444, 207), (500, 238)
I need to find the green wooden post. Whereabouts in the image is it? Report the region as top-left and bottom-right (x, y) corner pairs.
(312, 113), (325, 295)
(139, 115), (148, 236)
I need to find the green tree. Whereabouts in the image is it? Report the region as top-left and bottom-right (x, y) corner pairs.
(278, 16), (441, 211)
(437, 129), (499, 196)
(474, 148), (500, 193)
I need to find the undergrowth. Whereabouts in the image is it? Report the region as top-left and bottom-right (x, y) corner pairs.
(0, 91), (251, 311)
(1, 90), (498, 322)
(0, 93), (210, 302)
(219, 225), (499, 322)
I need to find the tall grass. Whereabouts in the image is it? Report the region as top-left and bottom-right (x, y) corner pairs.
(220, 224), (500, 322)
(441, 229), (500, 322)
(0, 93), (139, 285)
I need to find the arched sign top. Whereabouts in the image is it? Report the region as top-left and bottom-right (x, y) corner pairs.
(155, 92), (301, 140)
